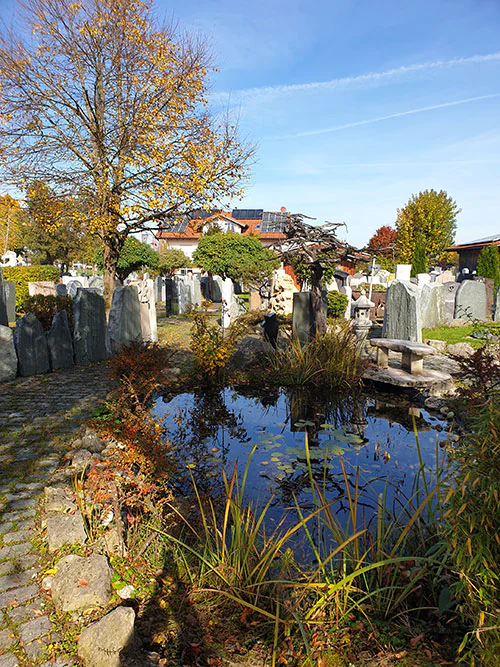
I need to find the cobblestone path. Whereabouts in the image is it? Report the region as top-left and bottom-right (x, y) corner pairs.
(0, 364), (113, 666)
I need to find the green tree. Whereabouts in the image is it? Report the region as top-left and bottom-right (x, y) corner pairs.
(193, 232), (280, 287)
(395, 189), (460, 262)
(158, 248), (192, 277)
(22, 181), (96, 271)
(476, 245), (500, 290)
(0, 0), (253, 308)
(94, 237), (159, 282)
(410, 239), (428, 277)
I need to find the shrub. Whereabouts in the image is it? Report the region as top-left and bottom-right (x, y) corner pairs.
(411, 239), (427, 277)
(190, 312), (247, 382)
(2, 265), (60, 310)
(22, 294), (73, 331)
(327, 291), (348, 319)
(476, 245), (500, 290)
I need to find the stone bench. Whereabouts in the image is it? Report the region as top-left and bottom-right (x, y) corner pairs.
(370, 338), (436, 375)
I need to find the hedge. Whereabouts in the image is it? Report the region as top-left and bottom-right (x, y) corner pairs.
(2, 265), (60, 311)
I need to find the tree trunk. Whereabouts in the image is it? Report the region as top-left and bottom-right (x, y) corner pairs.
(102, 238), (121, 314)
(310, 263), (326, 337)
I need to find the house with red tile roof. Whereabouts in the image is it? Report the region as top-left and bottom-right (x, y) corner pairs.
(156, 208), (287, 259)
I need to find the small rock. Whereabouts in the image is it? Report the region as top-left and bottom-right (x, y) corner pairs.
(80, 430), (106, 454)
(52, 554), (112, 612)
(424, 338), (447, 353)
(41, 575), (54, 591)
(77, 606), (135, 667)
(449, 433), (460, 442)
(447, 342), (475, 357)
(46, 512), (87, 552)
(69, 449), (94, 469)
(44, 487), (77, 513)
(116, 584), (135, 599)
(447, 411), (455, 419)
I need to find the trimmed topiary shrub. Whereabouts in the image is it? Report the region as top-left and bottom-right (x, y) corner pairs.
(327, 291), (348, 319)
(2, 265), (60, 311)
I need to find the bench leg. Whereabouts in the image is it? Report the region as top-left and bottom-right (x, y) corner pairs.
(402, 351), (423, 375)
(377, 347), (389, 368)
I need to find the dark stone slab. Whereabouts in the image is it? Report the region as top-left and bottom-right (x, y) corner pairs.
(0, 269), (8, 326)
(0, 324), (17, 382)
(47, 310), (74, 370)
(14, 313), (50, 376)
(107, 286), (142, 353)
(73, 289), (107, 365)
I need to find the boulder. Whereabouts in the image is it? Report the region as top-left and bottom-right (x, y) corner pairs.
(44, 487), (77, 513)
(231, 336), (268, 369)
(52, 554), (112, 612)
(77, 606), (135, 667)
(447, 342), (475, 357)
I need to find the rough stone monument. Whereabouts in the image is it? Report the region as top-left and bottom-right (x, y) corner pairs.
(107, 286), (142, 353)
(88, 276), (104, 295)
(47, 310), (74, 370)
(0, 270), (8, 326)
(382, 280), (422, 342)
(0, 324), (17, 381)
(443, 282), (460, 321)
(67, 279), (84, 298)
(55, 283), (68, 297)
(454, 280), (487, 321)
(137, 278), (158, 342)
(493, 286), (500, 322)
(14, 312), (50, 376)
(420, 283), (446, 329)
(73, 288), (107, 365)
(4, 280), (15, 323)
(270, 272), (298, 316)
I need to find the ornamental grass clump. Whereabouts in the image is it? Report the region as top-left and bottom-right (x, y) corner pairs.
(266, 322), (367, 390)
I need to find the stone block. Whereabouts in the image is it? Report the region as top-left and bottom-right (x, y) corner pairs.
(0, 325), (17, 382)
(28, 281), (56, 296)
(137, 278), (157, 341)
(55, 283), (67, 297)
(73, 288), (107, 365)
(77, 607), (135, 667)
(46, 512), (87, 552)
(382, 280), (422, 342)
(14, 313), (50, 376)
(454, 280), (487, 320)
(107, 286), (142, 353)
(88, 276), (104, 295)
(66, 279), (84, 297)
(47, 310), (74, 370)
(51, 554), (112, 612)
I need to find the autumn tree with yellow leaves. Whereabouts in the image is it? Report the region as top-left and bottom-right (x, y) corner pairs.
(395, 189), (460, 263)
(0, 0), (253, 307)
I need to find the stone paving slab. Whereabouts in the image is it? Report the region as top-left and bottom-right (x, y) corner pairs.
(0, 362), (112, 665)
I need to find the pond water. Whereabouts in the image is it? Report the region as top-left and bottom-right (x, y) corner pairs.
(152, 388), (450, 547)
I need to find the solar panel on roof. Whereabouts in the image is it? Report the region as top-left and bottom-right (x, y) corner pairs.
(163, 220), (188, 233)
(231, 209), (263, 220)
(261, 211), (288, 232)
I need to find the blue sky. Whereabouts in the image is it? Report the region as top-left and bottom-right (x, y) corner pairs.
(161, 0), (500, 247)
(1, 0), (499, 248)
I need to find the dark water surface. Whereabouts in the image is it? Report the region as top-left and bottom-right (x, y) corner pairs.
(153, 388), (449, 541)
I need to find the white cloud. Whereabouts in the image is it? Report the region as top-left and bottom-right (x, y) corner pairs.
(212, 52), (500, 103)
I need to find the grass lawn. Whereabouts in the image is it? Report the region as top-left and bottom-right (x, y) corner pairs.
(423, 323), (500, 349)
(156, 307), (221, 350)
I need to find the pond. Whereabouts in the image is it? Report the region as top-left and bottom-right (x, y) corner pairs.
(153, 387), (451, 552)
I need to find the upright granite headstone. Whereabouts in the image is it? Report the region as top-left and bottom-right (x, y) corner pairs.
(0, 269), (8, 326)
(221, 278), (235, 329)
(443, 282), (460, 322)
(14, 312), (50, 376)
(189, 273), (202, 307)
(47, 310), (74, 370)
(137, 278), (158, 342)
(107, 286), (142, 353)
(435, 270), (455, 285)
(382, 280), (422, 342)
(212, 275), (223, 302)
(55, 283), (68, 297)
(493, 286), (500, 322)
(454, 280), (487, 321)
(0, 324), (17, 381)
(4, 281), (15, 323)
(420, 283), (446, 329)
(67, 280), (84, 298)
(165, 277), (176, 316)
(28, 281), (57, 297)
(73, 288), (107, 365)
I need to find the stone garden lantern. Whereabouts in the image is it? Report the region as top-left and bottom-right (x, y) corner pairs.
(351, 289), (374, 352)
